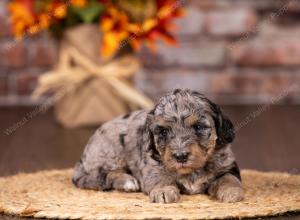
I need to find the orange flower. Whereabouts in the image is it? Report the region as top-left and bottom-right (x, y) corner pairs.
(100, 6), (130, 58)
(53, 4), (67, 19)
(9, 0), (68, 39)
(8, 1), (35, 39)
(71, 0), (87, 8)
(100, 0), (184, 58)
(39, 13), (51, 29)
(47, 1), (68, 19)
(131, 0), (184, 51)
(8, 0), (184, 58)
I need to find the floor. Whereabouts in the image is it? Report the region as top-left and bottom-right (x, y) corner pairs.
(0, 106), (299, 220)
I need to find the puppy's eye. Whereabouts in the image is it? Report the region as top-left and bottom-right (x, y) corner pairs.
(193, 123), (210, 135)
(160, 128), (169, 138)
(156, 126), (169, 138)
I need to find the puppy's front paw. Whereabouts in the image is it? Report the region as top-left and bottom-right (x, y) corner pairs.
(150, 186), (180, 203)
(216, 186), (244, 203)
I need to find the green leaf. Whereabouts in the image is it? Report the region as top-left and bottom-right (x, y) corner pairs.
(70, 1), (104, 23)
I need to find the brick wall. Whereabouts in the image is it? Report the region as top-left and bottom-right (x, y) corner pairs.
(1, 0), (300, 105)
(0, 0), (58, 105)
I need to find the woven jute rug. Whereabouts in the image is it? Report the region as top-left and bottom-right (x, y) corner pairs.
(0, 169), (299, 220)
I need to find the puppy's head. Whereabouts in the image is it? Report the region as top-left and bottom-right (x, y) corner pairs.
(145, 89), (235, 175)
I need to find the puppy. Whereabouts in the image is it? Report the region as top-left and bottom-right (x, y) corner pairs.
(72, 89), (244, 203)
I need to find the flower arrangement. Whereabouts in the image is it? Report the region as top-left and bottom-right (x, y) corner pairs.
(9, 0), (184, 58)
(8, 0), (185, 128)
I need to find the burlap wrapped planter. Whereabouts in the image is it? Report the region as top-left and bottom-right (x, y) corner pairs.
(33, 24), (153, 128)
(0, 169), (299, 219)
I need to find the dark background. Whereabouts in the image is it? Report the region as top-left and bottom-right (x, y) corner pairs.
(1, 106), (299, 176)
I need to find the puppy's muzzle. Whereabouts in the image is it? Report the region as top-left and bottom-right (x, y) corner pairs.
(172, 152), (190, 163)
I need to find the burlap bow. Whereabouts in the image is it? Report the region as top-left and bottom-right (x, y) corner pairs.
(32, 42), (153, 109)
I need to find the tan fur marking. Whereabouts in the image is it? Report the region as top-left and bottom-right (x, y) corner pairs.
(184, 113), (199, 127)
(189, 143), (207, 169)
(154, 116), (173, 128)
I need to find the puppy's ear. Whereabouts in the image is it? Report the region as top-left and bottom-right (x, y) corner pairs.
(209, 102), (235, 146)
(191, 91), (235, 146)
(141, 111), (161, 162)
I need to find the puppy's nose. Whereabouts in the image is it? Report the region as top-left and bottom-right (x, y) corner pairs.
(172, 152), (190, 163)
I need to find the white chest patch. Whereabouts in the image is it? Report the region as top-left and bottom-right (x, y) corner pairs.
(177, 172), (215, 195)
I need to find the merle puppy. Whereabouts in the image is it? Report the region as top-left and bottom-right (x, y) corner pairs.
(72, 89), (244, 203)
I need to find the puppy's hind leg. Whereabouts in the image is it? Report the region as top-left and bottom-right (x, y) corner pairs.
(72, 162), (139, 192)
(72, 161), (111, 191)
